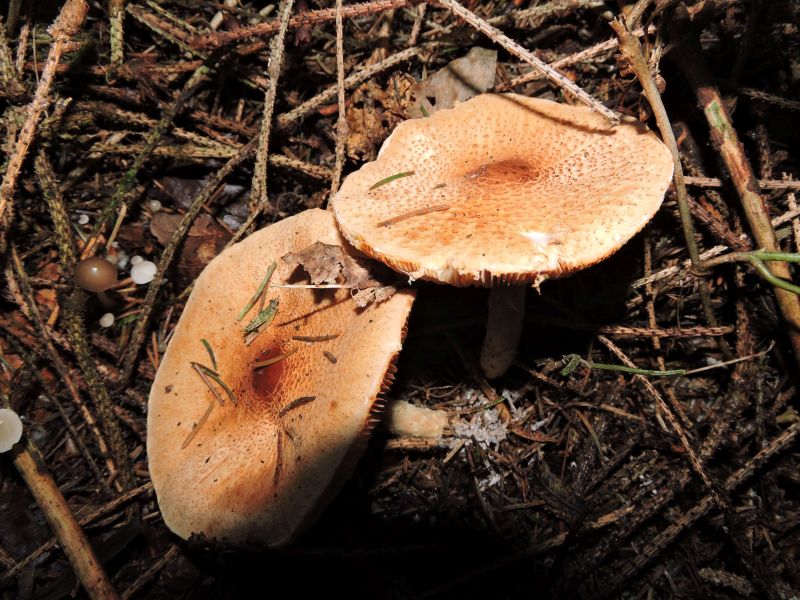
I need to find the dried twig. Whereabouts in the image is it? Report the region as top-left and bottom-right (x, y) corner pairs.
(121, 545), (180, 600)
(493, 27), (653, 92)
(0, 483), (154, 583)
(603, 421), (800, 595)
(4, 251), (125, 489)
(87, 143), (332, 179)
(597, 336), (721, 503)
(34, 154), (135, 489)
(329, 0), (349, 199)
(1, 331), (105, 485)
(0, 0), (88, 247)
(670, 8), (800, 366)
(193, 0), (420, 49)
(438, 0), (619, 124)
(85, 62), (212, 256)
(0, 20), (25, 100)
(277, 45), (423, 127)
(611, 17), (731, 359)
(740, 87), (800, 112)
(250, 0), (294, 220)
(611, 19), (700, 270)
(8, 435), (120, 600)
(685, 175), (800, 191)
(118, 138), (259, 385)
(109, 0), (126, 64)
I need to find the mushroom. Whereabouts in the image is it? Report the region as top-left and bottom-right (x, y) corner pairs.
(73, 256), (118, 309)
(0, 408), (23, 453)
(147, 208), (417, 546)
(331, 93), (674, 377)
(73, 256), (117, 293)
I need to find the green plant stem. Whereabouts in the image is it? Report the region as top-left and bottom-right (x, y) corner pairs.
(703, 251), (800, 296)
(562, 354), (686, 378)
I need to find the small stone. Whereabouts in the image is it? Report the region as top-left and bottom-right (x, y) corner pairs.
(99, 313), (115, 328)
(131, 260), (157, 284)
(148, 200), (163, 212)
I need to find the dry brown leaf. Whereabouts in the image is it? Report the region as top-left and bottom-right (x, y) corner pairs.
(410, 47), (497, 117)
(352, 285), (397, 308)
(282, 241), (374, 286)
(150, 213), (231, 285)
(281, 242), (398, 307)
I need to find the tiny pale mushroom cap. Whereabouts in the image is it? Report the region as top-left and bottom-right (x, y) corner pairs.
(0, 408), (23, 453)
(147, 209), (415, 547)
(332, 93), (674, 287)
(131, 260), (157, 284)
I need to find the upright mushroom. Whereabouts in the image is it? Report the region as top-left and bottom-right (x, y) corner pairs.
(332, 93), (673, 377)
(147, 209), (415, 546)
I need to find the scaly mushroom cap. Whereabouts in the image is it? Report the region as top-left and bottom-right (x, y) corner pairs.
(147, 209), (415, 547)
(332, 93), (674, 286)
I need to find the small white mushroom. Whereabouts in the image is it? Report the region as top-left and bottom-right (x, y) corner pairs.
(0, 408), (23, 452)
(131, 261), (157, 284)
(99, 313), (115, 328)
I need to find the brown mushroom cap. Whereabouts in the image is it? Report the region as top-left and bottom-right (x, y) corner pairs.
(147, 209), (415, 546)
(331, 93), (674, 286)
(74, 257), (117, 292)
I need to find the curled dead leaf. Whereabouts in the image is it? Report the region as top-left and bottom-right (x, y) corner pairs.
(281, 242), (398, 307)
(150, 213), (231, 285)
(410, 47), (497, 117)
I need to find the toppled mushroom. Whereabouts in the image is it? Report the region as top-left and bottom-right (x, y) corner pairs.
(332, 93), (673, 377)
(384, 399), (448, 439)
(147, 209), (416, 546)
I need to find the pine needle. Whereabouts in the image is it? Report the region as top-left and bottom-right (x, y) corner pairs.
(279, 395), (317, 417)
(192, 362), (238, 405)
(237, 261), (277, 322)
(182, 400), (214, 449)
(253, 348), (298, 369)
(201, 338), (217, 371)
(377, 204), (449, 227)
(369, 170), (416, 190)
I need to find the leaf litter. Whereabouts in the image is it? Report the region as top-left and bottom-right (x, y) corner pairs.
(281, 241), (398, 307)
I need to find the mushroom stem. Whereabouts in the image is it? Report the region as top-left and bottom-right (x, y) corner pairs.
(480, 285), (527, 378)
(96, 290), (114, 309)
(383, 399), (449, 438)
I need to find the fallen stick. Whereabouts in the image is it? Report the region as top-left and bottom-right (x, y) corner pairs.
(10, 438), (120, 599)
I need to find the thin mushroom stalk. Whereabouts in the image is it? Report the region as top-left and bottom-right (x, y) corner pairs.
(480, 285), (527, 379)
